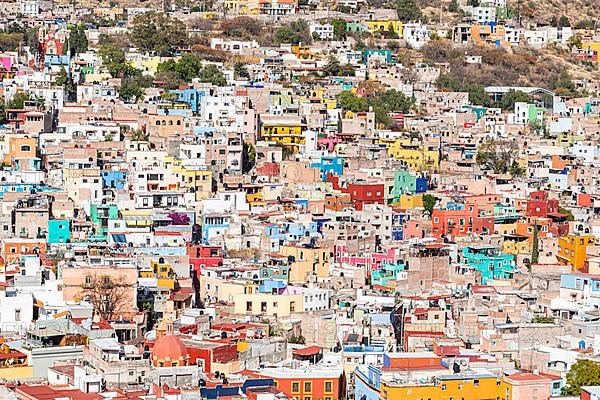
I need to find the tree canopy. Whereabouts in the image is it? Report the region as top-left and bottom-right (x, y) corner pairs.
(274, 20), (312, 45)
(129, 12), (187, 56)
(562, 360), (600, 395)
(396, 0), (422, 21)
(336, 89), (415, 128)
(476, 139), (524, 176)
(68, 24), (88, 56)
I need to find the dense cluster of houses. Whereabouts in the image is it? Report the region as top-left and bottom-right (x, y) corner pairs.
(1, 0), (600, 399)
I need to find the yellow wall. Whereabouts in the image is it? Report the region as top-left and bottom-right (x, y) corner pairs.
(396, 194), (423, 209)
(366, 20), (403, 35)
(503, 240), (530, 255)
(0, 366), (33, 379)
(382, 375), (504, 400)
(233, 292), (303, 317)
(279, 245), (329, 283)
(558, 235), (595, 270)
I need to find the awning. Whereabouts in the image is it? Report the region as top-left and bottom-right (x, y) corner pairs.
(111, 234), (126, 243)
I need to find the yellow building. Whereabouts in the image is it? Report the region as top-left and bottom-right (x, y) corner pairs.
(139, 259), (177, 290)
(233, 291), (303, 317)
(260, 119), (306, 153)
(120, 209), (154, 228)
(503, 234), (530, 255)
(166, 156), (213, 201)
(384, 140), (440, 171)
(0, 344), (32, 379)
(200, 274), (249, 303)
(557, 234), (596, 271)
(581, 42), (600, 62)
(381, 372), (505, 400)
(366, 20), (403, 36)
(394, 194), (423, 209)
(279, 245), (330, 283)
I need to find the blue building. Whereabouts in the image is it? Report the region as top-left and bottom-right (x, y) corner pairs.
(258, 279), (287, 293)
(354, 365), (383, 400)
(200, 378), (275, 400)
(170, 88), (207, 113)
(392, 212), (406, 240)
(100, 171), (128, 190)
(48, 219), (70, 244)
(311, 156), (344, 181)
(461, 245), (515, 284)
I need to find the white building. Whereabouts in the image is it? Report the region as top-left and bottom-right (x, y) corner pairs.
(310, 23), (334, 40)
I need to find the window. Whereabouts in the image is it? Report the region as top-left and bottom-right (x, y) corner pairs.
(474, 379), (480, 387)
(20, 145), (31, 152)
(129, 371), (134, 376)
(291, 382), (300, 393)
(246, 302), (252, 312)
(304, 382), (312, 393)
(85, 275), (92, 285)
(15, 309), (21, 321)
(441, 384), (446, 391)
(290, 301), (296, 312)
(324, 381), (333, 393)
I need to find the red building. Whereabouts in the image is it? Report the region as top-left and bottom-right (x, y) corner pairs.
(526, 190), (559, 218)
(183, 339), (238, 373)
(187, 244), (224, 276)
(346, 182), (385, 211)
(432, 204), (494, 240)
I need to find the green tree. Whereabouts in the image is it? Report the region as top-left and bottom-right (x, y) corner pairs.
(558, 206), (575, 221)
(198, 64), (227, 86)
(234, 62), (250, 79)
(68, 24), (88, 56)
(0, 33), (24, 52)
(558, 15), (571, 28)
(495, 90), (531, 110)
(119, 78), (144, 103)
(220, 17), (262, 40)
(422, 194), (437, 217)
(568, 34), (582, 50)
(332, 19), (347, 39)
(98, 43), (136, 78)
(465, 84), (491, 106)
(562, 360), (600, 395)
(396, 0), (422, 21)
(288, 334), (306, 344)
(6, 92), (31, 109)
(274, 20), (311, 45)
(129, 12), (187, 56)
(531, 315), (553, 323)
(336, 91), (368, 113)
(531, 220), (539, 266)
(55, 66), (76, 101)
(158, 53), (203, 82)
(448, 0), (459, 12)
(242, 142), (255, 173)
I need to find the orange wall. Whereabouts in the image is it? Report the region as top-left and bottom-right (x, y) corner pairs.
(274, 376), (341, 400)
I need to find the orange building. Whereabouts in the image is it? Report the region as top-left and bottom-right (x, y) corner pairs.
(4, 135), (37, 165)
(1, 238), (46, 263)
(259, 364), (343, 400)
(325, 192), (353, 211)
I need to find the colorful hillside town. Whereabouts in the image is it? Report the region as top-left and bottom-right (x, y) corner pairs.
(0, 0), (600, 398)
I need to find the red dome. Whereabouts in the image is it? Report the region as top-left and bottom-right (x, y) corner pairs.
(151, 334), (188, 364)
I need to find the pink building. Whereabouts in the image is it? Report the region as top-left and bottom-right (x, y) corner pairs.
(504, 372), (552, 400)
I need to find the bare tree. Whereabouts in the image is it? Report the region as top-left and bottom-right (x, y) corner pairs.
(81, 274), (134, 321)
(476, 139), (525, 177)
